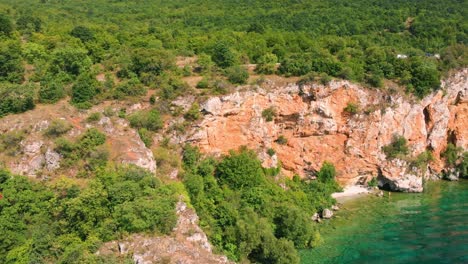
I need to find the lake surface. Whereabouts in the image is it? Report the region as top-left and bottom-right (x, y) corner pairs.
(301, 180), (468, 264)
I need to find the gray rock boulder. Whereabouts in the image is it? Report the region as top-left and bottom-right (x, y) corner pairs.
(322, 209), (334, 219)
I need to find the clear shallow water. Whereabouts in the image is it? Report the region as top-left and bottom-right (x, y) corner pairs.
(301, 180), (468, 264)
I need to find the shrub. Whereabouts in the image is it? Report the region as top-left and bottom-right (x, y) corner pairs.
(275, 135), (288, 145)
(442, 143), (462, 166)
(128, 109), (163, 131)
(256, 53), (278, 74)
(87, 112), (102, 123)
(267, 148), (276, 156)
(411, 151), (434, 170)
(39, 79), (65, 104)
(0, 130), (25, 156)
(319, 73), (332, 85)
(196, 78), (210, 89)
(382, 135), (409, 159)
(367, 177), (378, 187)
(0, 83), (35, 117)
(225, 66), (249, 84)
(317, 161), (336, 183)
(71, 73), (100, 105)
(138, 128), (153, 147)
(344, 102), (359, 115)
(44, 120), (72, 137)
(262, 107), (277, 122)
(184, 103), (200, 121)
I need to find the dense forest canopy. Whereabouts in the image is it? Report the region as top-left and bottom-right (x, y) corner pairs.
(0, 0), (465, 117)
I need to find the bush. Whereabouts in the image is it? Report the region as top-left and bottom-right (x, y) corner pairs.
(225, 66), (249, 84)
(317, 162), (336, 183)
(184, 103), (200, 121)
(71, 73), (100, 105)
(128, 109), (163, 131)
(50, 48), (92, 76)
(344, 102), (359, 115)
(196, 78), (210, 89)
(382, 135), (409, 159)
(0, 83), (35, 117)
(411, 151), (434, 170)
(367, 177), (378, 187)
(267, 148), (276, 156)
(138, 128), (153, 147)
(39, 79), (65, 104)
(262, 107), (277, 122)
(442, 143), (462, 166)
(275, 135), (288, 145)
(0, 130), (25, 156)
(44, 120), (72, 137)
(86, 112), (102, 123)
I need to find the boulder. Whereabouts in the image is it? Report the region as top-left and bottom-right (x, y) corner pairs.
(378, 159), (424, 193)
(311, 213), (320, 222)
(322, 209), (333, 219)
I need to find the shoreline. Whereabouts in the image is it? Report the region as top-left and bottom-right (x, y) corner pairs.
(331, 185), (372, 202)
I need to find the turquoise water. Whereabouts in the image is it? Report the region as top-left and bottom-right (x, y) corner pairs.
(301, 180), (468, 264)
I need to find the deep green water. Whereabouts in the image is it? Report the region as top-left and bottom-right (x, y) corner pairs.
(300, 180), (468, 264)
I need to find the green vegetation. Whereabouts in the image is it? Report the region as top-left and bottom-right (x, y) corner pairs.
(44, 119), (72, 137)
(442, 143), (463, 166)
(86, 112), (102, 123)
(55, 128), (108, 173)
(367, 177), (378, 187)
(0, 166), (177, 263)
(182, 146), (340, 263)
(128, 109), (163, 132)
(184, 103), (201, 121)
(225, 66), (249, 84)
(262, 107), (277, 122)
(275, 135), (288, 145)
(411, 151), (434, 171)
(344, 102), (359, 115)
(0, 0), (464, 118)
(382, 135), (409, 159)
(0, 130), (26, 156)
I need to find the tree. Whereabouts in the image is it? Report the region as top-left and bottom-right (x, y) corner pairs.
(256, 53), (278, 74)
(317, 162), (336, 183)
(50, 48), (92, 76)
(39, 79), (65, 104)
(225, 66), (249, 84)
(70, 26), (95, 42)
(0, 14), (13, 36)
(0, 40), (24, 83)
(211, 43), (236, 68)
(16, 15), (42, 32)
(216, 148), (265, 189)
(71, 73), (100, 105)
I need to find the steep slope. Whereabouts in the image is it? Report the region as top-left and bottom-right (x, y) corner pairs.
(188, 69), (467, 192)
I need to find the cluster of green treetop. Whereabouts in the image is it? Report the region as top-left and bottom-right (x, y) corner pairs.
(0, 0), (466, 117)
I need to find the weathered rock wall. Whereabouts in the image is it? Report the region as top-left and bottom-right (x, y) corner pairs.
(189, 69), (467, 192)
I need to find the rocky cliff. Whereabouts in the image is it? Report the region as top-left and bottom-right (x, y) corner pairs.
(188, 69), (467, 192)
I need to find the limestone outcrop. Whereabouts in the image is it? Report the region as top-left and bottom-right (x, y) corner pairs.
(189, 69), (468, 192)
(98, 200), (232, 264)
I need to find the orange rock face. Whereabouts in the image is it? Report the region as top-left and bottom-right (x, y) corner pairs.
(190, 70), (467, 188)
